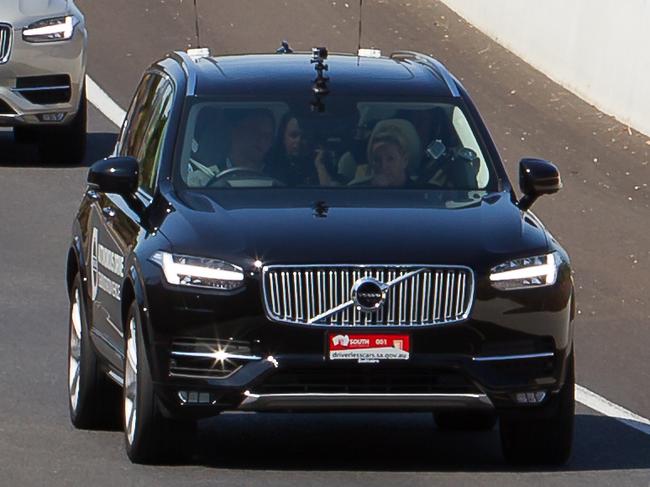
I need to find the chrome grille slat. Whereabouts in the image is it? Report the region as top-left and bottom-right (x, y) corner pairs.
(297, 271), (303, 320)
(0, 25), (11, 64)
(282, 271), (290, 319)
(263, 265), (473, 327)
(436, 271), (443, 321)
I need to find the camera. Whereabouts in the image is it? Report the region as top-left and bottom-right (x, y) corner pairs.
(311, 47), (329, 63)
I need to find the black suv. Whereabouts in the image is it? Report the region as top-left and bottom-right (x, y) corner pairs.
(66, 47), (575, 465)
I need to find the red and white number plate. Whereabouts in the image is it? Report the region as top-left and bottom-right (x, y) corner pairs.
(328, 334), (410, 363)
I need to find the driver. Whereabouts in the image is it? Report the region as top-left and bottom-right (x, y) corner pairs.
(188, 109), (275, 186)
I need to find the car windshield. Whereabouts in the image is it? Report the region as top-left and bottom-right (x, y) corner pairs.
(174, 97), (498, 191)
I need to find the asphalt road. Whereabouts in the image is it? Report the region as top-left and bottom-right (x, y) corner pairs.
(1, 1), (650, 485)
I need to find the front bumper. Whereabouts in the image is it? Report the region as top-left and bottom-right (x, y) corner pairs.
(238, 391), (494, 412)
(0, 22), (86, 127)
(138, 262), (574, 419)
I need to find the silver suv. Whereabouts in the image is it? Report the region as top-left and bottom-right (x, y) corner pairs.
(0, 0), (87, 164)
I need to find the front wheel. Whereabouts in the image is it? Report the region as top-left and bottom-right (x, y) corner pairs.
(499, 351), (575, 466)
(123, 302), (195, 464)
(67, 273), (120, 429)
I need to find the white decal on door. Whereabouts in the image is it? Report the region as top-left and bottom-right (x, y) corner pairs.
(90, 226), (124, 301)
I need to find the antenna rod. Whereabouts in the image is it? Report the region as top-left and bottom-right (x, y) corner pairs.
(357, 0), (363, 53)
(193, 0), (202, 48)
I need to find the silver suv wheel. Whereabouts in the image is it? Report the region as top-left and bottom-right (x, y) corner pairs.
(124, 316), (138, 446)
(68, 288), (82, 412)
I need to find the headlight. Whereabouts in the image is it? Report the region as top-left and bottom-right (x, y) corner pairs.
(150, 251), (245, 290)
(489, 252), (559, 290)
(23, 16), (78, 42)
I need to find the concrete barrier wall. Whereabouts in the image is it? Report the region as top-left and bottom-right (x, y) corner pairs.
(441, 0), (650, 136)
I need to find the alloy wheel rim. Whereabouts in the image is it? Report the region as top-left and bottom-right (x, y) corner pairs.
(68, 288), (82, 412)
(124, 317), (138, 445)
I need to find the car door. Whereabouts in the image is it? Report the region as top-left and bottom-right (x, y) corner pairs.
(88, 73), (171, 368)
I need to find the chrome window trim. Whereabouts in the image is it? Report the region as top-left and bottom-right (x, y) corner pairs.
(261, 264), (475, 328)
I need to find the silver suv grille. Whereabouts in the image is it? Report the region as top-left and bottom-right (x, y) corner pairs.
(0, 25), (11, 64)
(262, 265), (474, 327)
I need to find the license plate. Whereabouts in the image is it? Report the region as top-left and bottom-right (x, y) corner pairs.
(328, 333), (410, 363)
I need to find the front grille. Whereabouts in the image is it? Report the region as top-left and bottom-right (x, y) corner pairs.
(0, 24), (11, 64)
(0, 25), (11, 64)
(256, 367), (478, 395)
(263, 265), (474, 326)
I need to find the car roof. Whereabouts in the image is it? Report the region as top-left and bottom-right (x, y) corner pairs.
(168, 51), (461, 99)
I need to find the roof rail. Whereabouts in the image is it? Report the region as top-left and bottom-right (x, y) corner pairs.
(169, 50), (201, 96)
(390, 51), (460, 98)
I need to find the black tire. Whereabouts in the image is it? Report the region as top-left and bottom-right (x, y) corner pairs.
(123, 302), (195, 464)
(67, 273), (120, 429)
(499, 351), (575, 466)
(37, 86), (87, 165)
(434, 411), (497, 431)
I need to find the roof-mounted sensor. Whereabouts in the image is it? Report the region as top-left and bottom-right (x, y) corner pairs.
(187, 47), (211, 61)
(358, 48), (381, 58)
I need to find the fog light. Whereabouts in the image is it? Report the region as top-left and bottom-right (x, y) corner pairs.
(514, 391), (547, 404)
(178, 390), (213, 405)
(39, 112), (66, 122)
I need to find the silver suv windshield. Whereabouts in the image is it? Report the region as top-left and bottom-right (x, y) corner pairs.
(175, 98), (497, 191)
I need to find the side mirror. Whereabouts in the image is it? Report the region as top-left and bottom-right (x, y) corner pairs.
(87, 156), (139, 196)
(518, 158), (562, 211)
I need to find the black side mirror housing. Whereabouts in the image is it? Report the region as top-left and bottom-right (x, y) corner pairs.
(518, 158), (562, 211)
(87, 156), (139, 196)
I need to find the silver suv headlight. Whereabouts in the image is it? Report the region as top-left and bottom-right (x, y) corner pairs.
(150, 251), (245, 290)
(489, 252), (560, 290)
(23, 16), (79, 42)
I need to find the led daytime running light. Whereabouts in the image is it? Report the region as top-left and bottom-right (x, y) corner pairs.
(490, 253), (557, 282)
(151, 251), (244, 288)
(23, 16), (75, 40)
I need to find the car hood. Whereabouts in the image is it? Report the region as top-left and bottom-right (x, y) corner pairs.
(2, 0), (70, 27)
(160, 190), (549, 272)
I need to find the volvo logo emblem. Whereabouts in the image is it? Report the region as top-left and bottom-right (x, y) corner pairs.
(351, 277), (388, 312)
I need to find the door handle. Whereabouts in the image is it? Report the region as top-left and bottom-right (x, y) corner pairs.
(86, 189), (100, 200)
(102, 207), (116, 218)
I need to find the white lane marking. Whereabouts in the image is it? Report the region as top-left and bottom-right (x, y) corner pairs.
(85, 75), (126, 128)
(83, 73), (650, 438)
(576, 385), (650, 435)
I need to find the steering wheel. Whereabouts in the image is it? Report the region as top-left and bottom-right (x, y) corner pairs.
(206, 167), (285, 187)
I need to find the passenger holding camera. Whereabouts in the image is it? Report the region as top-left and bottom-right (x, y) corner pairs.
(267, 112), (338, 186)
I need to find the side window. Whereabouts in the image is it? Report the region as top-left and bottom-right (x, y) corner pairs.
(451, 106), (489, 188)
(118, 74), (162, 158)
(136, 80), (174, 195)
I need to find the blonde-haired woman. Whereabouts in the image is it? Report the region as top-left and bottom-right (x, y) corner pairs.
(364, 119), (421, 187)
